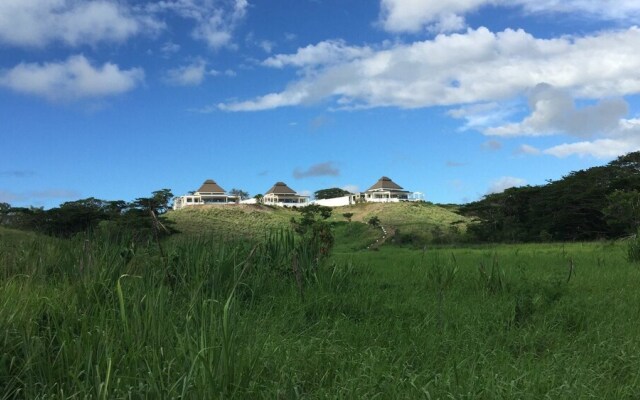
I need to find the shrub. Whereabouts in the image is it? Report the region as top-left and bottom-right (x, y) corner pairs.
(627, 230), (640, 263)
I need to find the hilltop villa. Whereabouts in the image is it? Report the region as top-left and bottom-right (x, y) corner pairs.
(173, 176), (422, 210)
(362, 176), (411, 202)
(262, 182), (310, 206)
(312, 176), (423, 207)
(172, 179), (238, 210)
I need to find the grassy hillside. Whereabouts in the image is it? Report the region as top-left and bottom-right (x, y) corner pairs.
(166, 204), (297, 238)
(330, 201), (471, 244)
(168, 202), (471, 246)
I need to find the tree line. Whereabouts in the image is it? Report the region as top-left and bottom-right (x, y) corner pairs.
(460, 152), (640, 242)
(0, 189), (175, 240)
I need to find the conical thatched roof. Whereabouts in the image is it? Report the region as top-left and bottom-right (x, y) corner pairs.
(196, 179), (226, 194)
(265, 181), (297, 195)
(366, 176), (406, 191)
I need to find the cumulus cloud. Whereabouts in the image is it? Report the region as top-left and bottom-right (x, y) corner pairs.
(164, 58), (215, 86)
(263, 40), (373, 68)
(486, 84), (629, 138)
(161, 41), (181, 57)
(218, 27), (640, 111)
(146, 0), (248, 50)
(542, 119), (640, 159)
(0, 0), (162, 47)
(474, 84), (639, 159)
(0, 55), (144, 101)
(487, 176), (527, 194)
(379, 0), (640, 34)
(514, 144), (541, 156)
(448, 102), (519, 131)
(379, 0), (483, 33)
(293, 162), (340, 179)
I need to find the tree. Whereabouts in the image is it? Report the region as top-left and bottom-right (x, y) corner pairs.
(461, 151), (640, 242)
(342, 212), (354, 222)
(229, 188), (250, 200)
(0, 202), (10, 224)
(604, 190), (640, 235)
(132, 189), (173, 215)
(314, 187), (351, 200)
(368, 216), (380, 227)
(254, 194), (264, 204)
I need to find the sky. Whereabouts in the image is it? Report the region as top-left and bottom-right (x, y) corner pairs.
(2, 0), (640, 208)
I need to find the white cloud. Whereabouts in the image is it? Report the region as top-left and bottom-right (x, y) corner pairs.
(165, 58), (215, 86)
(0, 55), (144, 101)
(448, 102), (517, 131)
(259, 40), (275, 53)
(379, 0), (640, 34)
(487, 176), (527, 194)
(476, 84), (639, 159)
(263, 40), (373, 68)
(342, 184), (360, 194)
(542, 119), (640, 159)
(543, 140), (636, 159)
(219, 27), (640, 111)
(161, 41), (181, 57)
(146, 0), (248, 50)
(0, 0), (162, 47)
(379, 0), (482, 33)
(486, 84), (629, 137)
(514, 144), (541, 155)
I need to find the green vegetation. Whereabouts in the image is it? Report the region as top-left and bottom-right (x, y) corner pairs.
(2, 226), (640, 398)
(167, 204), (295, 238)
(462, 151), (640, 242)
(3, 153), (640, 397)
(314, 187), (352, 199)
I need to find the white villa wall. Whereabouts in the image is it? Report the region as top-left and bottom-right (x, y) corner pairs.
(312, 196), (352, 207)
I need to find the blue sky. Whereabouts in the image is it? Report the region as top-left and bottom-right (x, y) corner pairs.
(2, 0), (640, 208)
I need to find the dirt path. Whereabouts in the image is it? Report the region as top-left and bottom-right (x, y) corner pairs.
(367, 224), (396, 250)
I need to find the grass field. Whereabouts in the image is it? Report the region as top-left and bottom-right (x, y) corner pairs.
(2, 221), (640, 398)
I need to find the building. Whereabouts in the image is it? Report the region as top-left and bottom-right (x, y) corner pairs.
(173, 179), (238, 210)
(263, 182), (310, 207)
(362, 176), (411, 202)
(311, 177), (424, 207)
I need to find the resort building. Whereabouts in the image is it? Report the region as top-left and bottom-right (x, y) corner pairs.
(362, 176), (411, 202)
(312, 177), (424, 207)
(262, 182), (310, 207)
(172, 179), (238, 210)
(173, 176), (423, 210)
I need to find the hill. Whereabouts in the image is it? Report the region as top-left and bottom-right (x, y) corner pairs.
(166, 204), (297, 239)
(167, 202), (471, 246)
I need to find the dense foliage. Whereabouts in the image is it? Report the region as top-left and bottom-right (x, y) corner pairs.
(461, 152), (640, 242)
(314, 187), (352, 199)
(0, 189), (175, 240)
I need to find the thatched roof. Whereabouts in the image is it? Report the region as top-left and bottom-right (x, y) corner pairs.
(196, 179), (226, 194)
(366, 176), (406, 192)
(265, 181), (297, 195)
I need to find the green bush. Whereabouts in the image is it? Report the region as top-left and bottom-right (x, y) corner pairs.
(627, 231), (640, 263)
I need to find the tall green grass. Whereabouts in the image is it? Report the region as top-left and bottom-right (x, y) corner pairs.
(2, 229), (640, 398)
